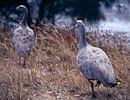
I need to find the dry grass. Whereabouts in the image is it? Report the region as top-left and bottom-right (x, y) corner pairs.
(0, 23), (130, 100)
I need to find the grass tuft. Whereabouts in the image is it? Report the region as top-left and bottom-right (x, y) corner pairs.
(0, 23), (130, 100)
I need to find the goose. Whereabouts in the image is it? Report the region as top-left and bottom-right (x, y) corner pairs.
(75, 18), (120, 98)
(13, 5), (35, 68)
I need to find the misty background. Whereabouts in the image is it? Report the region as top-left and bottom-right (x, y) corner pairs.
(0, 0), (130, 36)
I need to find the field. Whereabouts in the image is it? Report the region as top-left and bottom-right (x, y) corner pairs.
(0, 23), (130, 100)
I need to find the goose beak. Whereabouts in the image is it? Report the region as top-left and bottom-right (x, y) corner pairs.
(16, 6), (19, 10)
(74, 17), (78, 28)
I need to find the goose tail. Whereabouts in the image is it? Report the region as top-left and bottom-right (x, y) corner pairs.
(110, 81), (120, 88)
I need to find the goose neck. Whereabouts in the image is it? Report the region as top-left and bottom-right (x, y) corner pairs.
(79, 27), (87, 51)
(21, 11), (28, 26)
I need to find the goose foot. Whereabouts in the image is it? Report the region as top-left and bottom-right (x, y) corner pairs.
(106, 93), (111, 98)
(88, 95), (97, 99)
(22, 63), (26, 68)
(19, 62), (21, 65)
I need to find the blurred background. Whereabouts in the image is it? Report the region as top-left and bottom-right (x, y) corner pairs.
(0, 0), (130, 33)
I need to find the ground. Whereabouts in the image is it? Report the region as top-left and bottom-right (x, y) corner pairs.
(0, 23), (130, 100)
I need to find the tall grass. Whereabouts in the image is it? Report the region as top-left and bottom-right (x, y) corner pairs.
(0, 23), (130, 100)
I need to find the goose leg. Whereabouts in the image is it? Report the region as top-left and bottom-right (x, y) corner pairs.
(19, 57), (21, 65)
(22, 57), (26, 68)
(89, 80), (96, 98)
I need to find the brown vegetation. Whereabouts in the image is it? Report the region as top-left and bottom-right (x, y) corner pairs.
(0, 23), (130, 100)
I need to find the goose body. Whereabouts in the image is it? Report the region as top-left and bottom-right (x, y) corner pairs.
(13, 5), (35, 67)
(75, 19), (118, 97)
(13, 25), (35, 57)
(77, 44), (116, 87)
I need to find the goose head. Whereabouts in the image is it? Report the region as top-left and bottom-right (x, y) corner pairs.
(16, 5), (28, 14)
(74, 18), (86, 35)
(16, 5), (28, 26)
